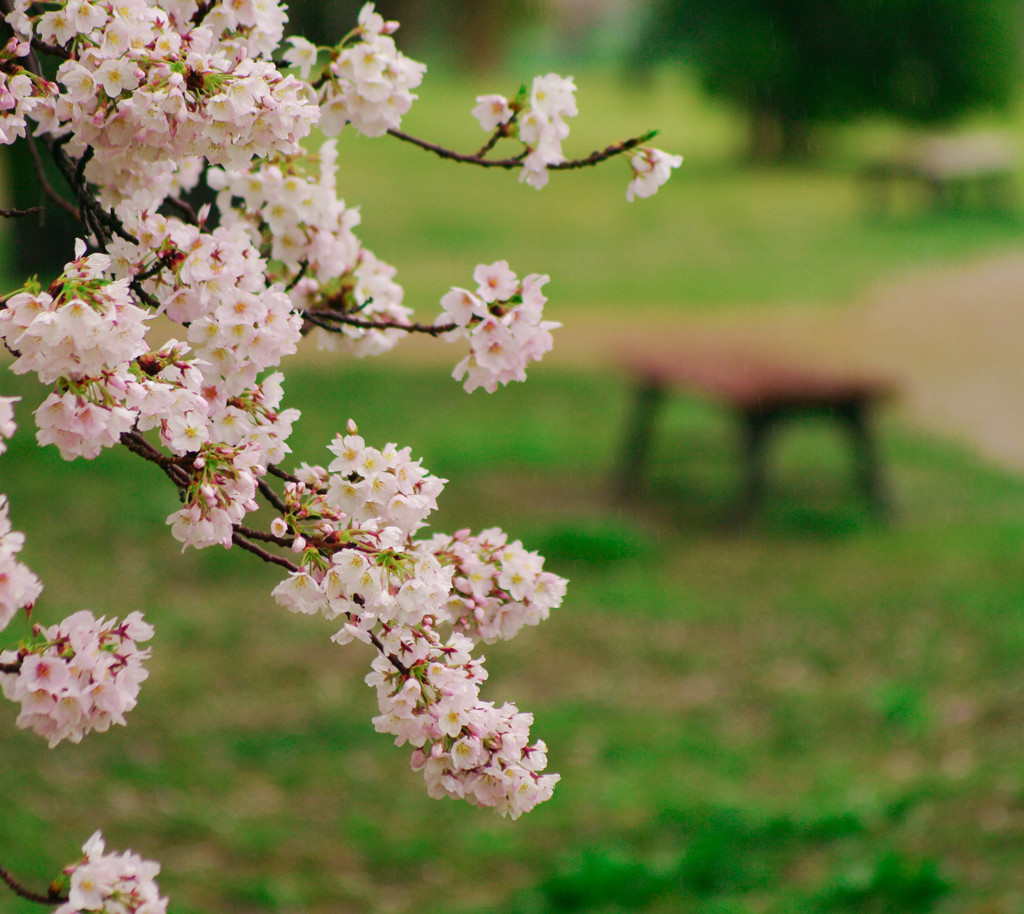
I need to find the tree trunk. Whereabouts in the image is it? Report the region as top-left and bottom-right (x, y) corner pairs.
(746, 104), (813, 164)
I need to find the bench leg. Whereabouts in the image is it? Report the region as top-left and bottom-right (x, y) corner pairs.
(837, 401), (890, 518)
(739, 408), (775, 516)
(614, 381), (664, 499)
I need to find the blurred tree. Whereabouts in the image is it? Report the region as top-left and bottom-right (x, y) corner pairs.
(635, 0), (1022, 162)
(289, 0), (535, 73)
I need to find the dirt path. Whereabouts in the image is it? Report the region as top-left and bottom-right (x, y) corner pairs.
(532, 251), (1024, 473)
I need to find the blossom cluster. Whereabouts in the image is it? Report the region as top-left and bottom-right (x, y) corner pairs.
(627, 147), (685, 201)
(208, 142), (414, 358)
(316, 4), (425, 138)
(0, 610), (153, 747)
(0, 493), (41, 633)
(1, 243), (148, 385)
(420, 528), (567, 644)
(472, 73), (578, 190)
(0, 400), (43, 632)
(265, 427), (566, 816)
(438, 261), (560, 393)
(6, 0), (316, 210)
(368, 627), (558, 819)
(270, 422), (451, 629)
(0, 36), (55, 144)
(55, 832), (167, 914)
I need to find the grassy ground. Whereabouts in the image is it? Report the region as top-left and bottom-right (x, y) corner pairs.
(5, 68), (1024, 914)
(5, 361), (1024, 914)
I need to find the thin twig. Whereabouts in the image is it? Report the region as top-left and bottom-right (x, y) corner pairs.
(0, 206), (42, 218)
(29, 37), (71, 60)
(236, 523), (290, 547)
(161, 195), (199, 224)
(257, 477), (288, 514)
(267, 464), (300, 484)
(0, 863), (67, 906)
(25, 133), (80, 221)
(549, 132), (657, 170)
(387, 127), (522, 169)
(284, 259), (309, 293)
(386, 128), (657, 172)
(231, 530), (300, 572)
(303, 308), (456, 337)
(48, 138), (138, 246)
(472, 115), (518, 159)
(368, 629), (409, 676)
(119, 431), (190, 489)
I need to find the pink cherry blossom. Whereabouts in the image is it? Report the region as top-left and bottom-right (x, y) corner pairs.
(0, 610), (153, 746)
(54, 831), (167, 914)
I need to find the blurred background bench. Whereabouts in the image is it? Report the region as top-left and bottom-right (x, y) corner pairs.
(860, 133), (1016, 213)
(616, 346), (896, 519)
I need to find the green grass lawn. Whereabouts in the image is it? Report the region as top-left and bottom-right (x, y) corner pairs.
(5, 65), (1024, 914)
(4, 360), (1024, 914)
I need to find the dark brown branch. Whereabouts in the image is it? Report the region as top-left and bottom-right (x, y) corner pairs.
(129, 280), (162, 311)
(549, 132), (657, 171)
(236, 523), (290, 547)
(257, 477), (288, 514)
(119, 430), (190, 490)
(386, 127), (523, 169)
(48, 138), (138, 246)
(134, 257), (171, 283)
(231, 530), (300, 572)
(472, 114), (518, 159)
(267, 464), (300, 484)
(25, 133), (80, 221)
(29, 37), (71, 60)
(284, 260), (309, 293)
(0, 206), (41, 218)
(368, 629), (409, 676)
(0, 659), (22, 674)
(161, 195), (199, 224)
(0, 863), (68, 906)
(386, 128), (658, 173)
(303, 308), (456, 337)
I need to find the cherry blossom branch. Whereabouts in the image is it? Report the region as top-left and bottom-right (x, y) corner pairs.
(235, 523), (290, 547)
(256, 477), (289, 514)
(29, 36), (71, 60)
(267, 464), (299, 484)
(283, 260), (309, 293)
(367, 628), (409, 676)
(47, 139), (138, 247)
(472, 115), (519, 159)
(550, 132), (659, 170)
(385, 128), (658, 171)
(0, 863), (68, 905)
(230, 530), (299, 571)
(0, 657), (22, 674)
(302, 308), (456, 336)
(118, 430), (190, 491)
(161, 195), (199, 225)
(24, 134), (80, 221)
(0, 206), (41, 218)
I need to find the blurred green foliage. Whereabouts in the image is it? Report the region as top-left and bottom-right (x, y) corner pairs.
(635, 0), (1023, 161)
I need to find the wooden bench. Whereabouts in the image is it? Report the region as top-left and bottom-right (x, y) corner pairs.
(860, 134), (1016, 213)
(615, 347), (895, 518)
